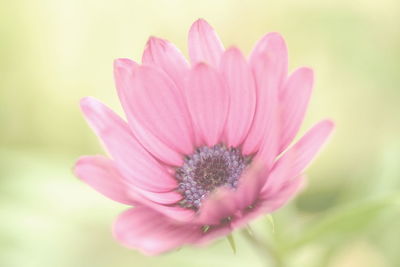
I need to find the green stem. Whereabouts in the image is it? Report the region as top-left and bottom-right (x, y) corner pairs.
(241, 229), (284, 267)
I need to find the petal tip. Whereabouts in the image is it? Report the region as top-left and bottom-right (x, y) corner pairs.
(266, 31), (284, 40)
(254, 32), (287, 54)
(79, 96), (95, 110)
(293, 67), (314, 85)
(192, 18), (211, 29)
(320, 119), (335, 131)
(80, 97), (104, 116)
(225, 46), (243, 56)
(299, 66), (314, 75)
(190, 18), (215, 38)
(146, 36), (166, 47)
(261, 32), (286, 47)
(73, 156), (87, 177)
(73, 155), (99, 180)
(114, 58), (136, 69)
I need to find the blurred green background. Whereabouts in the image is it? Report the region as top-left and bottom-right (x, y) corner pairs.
(1, 0), (399, 266)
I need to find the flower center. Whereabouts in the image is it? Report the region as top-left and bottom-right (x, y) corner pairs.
(176, 144), (250, 210)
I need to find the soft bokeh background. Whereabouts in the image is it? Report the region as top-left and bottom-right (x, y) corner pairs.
(1, 0), (399, 266)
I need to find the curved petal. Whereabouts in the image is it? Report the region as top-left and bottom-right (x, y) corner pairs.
(74, 155), (137, 205)
(263, 175), (304, 208)
(74, 156), (181, 206)
(113, 58), (139, 110)
(277, 120), (334, 177)
(197, 188), (238, 225)
(185, 63), (229, 146)
(142, 37), (189, 91)
(114, 59), (185, 166)
(260, 149), (296, 195)
(113, 207), (202, 255)
(123, 65), (194, 156)
(140, 203), (196, 222)
(242, 33), (287, 159)
(220, 47), (256, 147)
(233, 176), (303, 229)
(188, 19), (224, 67)
(232, 161), (267, 210)
(249, 32), (288, 87)
(280, 67), (313, 152)
(131, 185), (182, 205)
(80, 97), (178, 192)
(262, 120), (334, 194)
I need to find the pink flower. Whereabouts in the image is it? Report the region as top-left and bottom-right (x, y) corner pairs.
(74, 19), (334, 255)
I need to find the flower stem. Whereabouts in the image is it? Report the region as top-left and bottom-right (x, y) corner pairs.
(241, 229), (285, 267)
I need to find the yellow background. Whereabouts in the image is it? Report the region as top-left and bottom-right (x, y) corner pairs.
(1, 0), (399, 266)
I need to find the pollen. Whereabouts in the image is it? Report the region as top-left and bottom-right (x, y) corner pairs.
(176, 144), (250, 210)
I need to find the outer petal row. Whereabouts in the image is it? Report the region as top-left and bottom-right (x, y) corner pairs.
(77, 19), (335, 255)
(112, 175), (304, 255)
(74, 155), (138, 205)
(114, 21), (259, 164)
(78, 97), (196, 221)
(80, 97), (178, 192)
(114, 59), (190, 166)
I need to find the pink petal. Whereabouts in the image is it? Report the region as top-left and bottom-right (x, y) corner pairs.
(233, 176), (303, 229)
(142, 204), (196, 223)
(196, 163), (266, 226)
(279, 67), (313, 152)
(196, 188), (238, 225)
(142, 37), (189, 91)
(261, 176), (304, 211)
(260, 149), (296, 195)
(114, 59), (185, 166)
(113, 207), (202, 255)
(113, 58), (139, 110)
(131, 185), (182, 205)
(80, 97), (178, 193)
(74, 155), (137, 205)
(74, 153), (194, 222)
(253, 114), (280, 170)
(249, 32), (288, 87)
(232, 161), (267, 210)
(278, 120), (334, 176)
(262, 120), (334, 195)
(188, 19), (224, 67)
(185, 63), (229, 147)
(220, 47), (256, 147)
(124, 187), (196, 222)
(242, 33), (287, 159)
(124, 65), (194, 156)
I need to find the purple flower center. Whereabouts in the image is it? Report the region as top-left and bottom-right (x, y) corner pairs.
(176, 144), (250, 210)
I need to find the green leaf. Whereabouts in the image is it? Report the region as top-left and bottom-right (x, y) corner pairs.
(226, 234), (236, 254)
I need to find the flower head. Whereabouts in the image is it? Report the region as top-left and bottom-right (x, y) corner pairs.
(74, 19), (334, 255)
